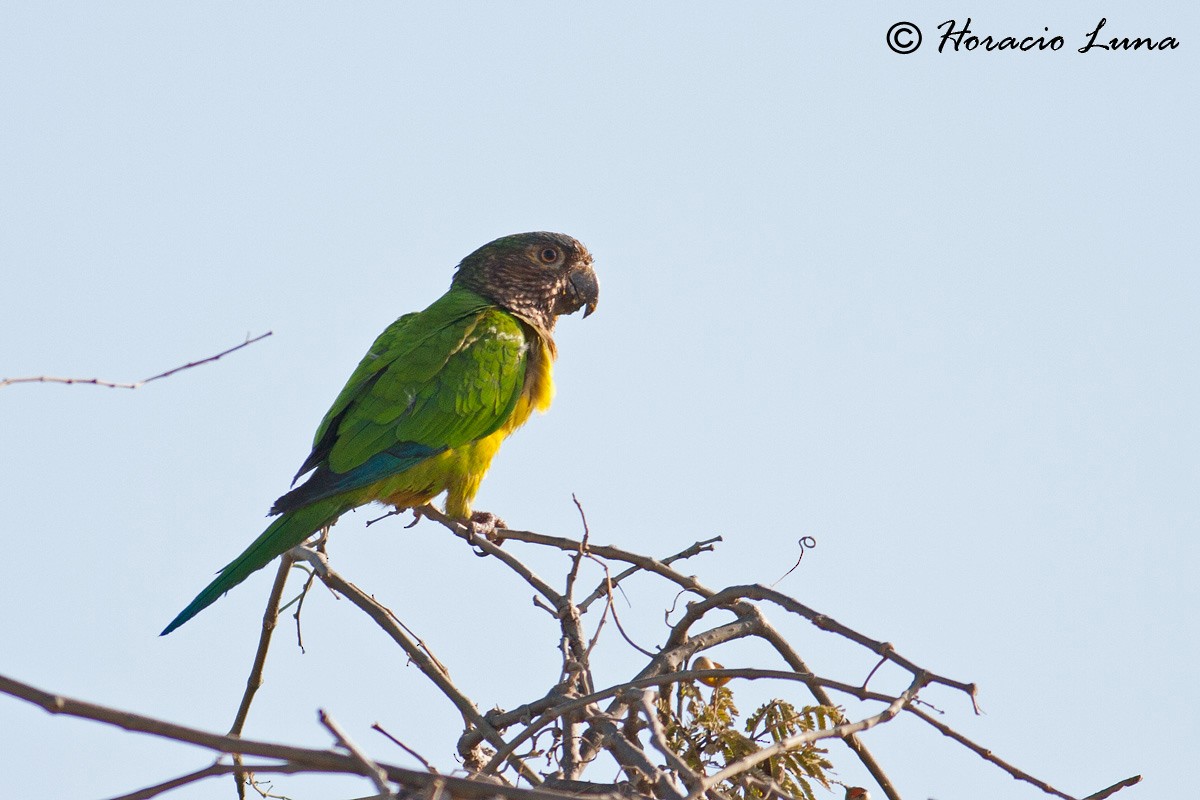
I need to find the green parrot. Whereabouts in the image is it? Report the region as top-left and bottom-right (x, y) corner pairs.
(162, 232), (598, 635)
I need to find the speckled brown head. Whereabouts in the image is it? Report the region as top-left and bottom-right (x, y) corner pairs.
(451, 232), (599, 334)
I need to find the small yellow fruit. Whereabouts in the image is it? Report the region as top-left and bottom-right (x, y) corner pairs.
(693, 656), (731, 687)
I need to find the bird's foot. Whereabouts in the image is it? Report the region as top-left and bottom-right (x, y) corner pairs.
(467, 511), (509, 544)
(405, 505), (435, 529)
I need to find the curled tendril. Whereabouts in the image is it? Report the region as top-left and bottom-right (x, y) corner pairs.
(772, 536), (817, 586)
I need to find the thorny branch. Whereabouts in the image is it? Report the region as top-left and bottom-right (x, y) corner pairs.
(0, 502), (1141, 800)
(0, 331), (272, 389)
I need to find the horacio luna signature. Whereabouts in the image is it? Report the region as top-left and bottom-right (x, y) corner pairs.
(937, 18), (1180, 53)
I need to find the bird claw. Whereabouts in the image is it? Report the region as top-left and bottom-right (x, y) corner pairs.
(405, 505), (432, 529)
(467, 511), (508, 544)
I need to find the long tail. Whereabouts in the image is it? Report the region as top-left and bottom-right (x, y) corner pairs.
(161, 499), (343, 636)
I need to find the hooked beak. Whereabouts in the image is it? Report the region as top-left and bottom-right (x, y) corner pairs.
(566, 264), (599, 318)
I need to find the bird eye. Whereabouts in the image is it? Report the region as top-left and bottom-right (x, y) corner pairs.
(539, 247), (559, 264)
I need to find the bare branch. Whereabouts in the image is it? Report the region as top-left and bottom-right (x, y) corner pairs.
(103, 761), (328, 800)
(103, 762), (228, 800)
(695, 673), (928, 797)
(483, 525), (713, 600)
(0, 331), (272, 390)
(286, 544), (538, 784)
(0, 671), (619, 800)
(442, 516), (911, 800)
(638, 690), (703, 794)
(5, 490), (1125, 800)
(669, 585), (977, 707)
(564, 493), (591, 602)
(372, 722), (438, 773)
(1082, 775), (1143, 800)
(487, 655), (902, 777)
(744, 605), (902, 800)
(908, 704), (1107, 800)
(319, 709), (394, 798)
(577, 537), (721, 614)
(229, 553), (295, 799)
(591, 715), (686, 800)
(587, 555), (655, 658)
(417, 505), (565, 609)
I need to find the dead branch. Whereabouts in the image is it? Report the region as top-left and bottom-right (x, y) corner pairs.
(286, 544), (538, 784)
(0, 331), (272, 390)
(372, 722), (438, 773)
(695, 672), (928, 796)
(0, 672), (623, 800)
(228, 553), (295, 799)
(1, 508), (1140, 800)
(319, 708), (394, 798)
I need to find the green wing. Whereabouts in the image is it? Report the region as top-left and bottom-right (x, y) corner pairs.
(272, 287), (529, 513)
(163, 287), (532, 636)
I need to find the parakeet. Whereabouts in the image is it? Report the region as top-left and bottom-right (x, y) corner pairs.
(162, 232), (598, 635)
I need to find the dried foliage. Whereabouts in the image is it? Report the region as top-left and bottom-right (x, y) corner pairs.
(657, 681), (837, 800)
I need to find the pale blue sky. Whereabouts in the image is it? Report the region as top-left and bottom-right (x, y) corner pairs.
(2, 3), (1196, 799)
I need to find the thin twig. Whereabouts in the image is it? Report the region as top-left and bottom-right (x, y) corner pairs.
(1082, 775), (1142, 800)
(669, 585), (978, 706)
(379, 607), (452, 678)
(417, 505), (565, 609)
(229, 553), (295, 800)
(319, 709), (394, 798)
(103, 762), (228, 800)
(591, 715), (686, 800)
(1, 671), (592, 800)
(771, 535), (817, 586)
(504, 526), (911, 800)
(908, 705), (1085, 800)
(564, 494), (591, 603)
(102, 761), (318, 800)
(750, 609), (902, 800)
(284, 526), (332, 654)
(578, 537), (722, 614)
(582, 585), (613, 664)
(648, 586), (905, 800)
(485, 655), (900, 776)
(860, 653), (888, 692)
(286, 545), (539, 785)
(8, 488), (1127, 800)
(638, 690), (703, 793)
(0, 671), (378, 774)
(695, 672), (928, 797)
(372, 722), (438, 773)
(0, 331), (272, 389)
(291, 566), (319, 654)
(588, 555), (654, 658)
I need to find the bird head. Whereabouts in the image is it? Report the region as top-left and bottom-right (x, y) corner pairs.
(453, 231), (599, 333)
(845, 788), (871, 800)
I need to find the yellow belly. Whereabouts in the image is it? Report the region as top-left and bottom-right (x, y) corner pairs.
(375, 334), (555, 519)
